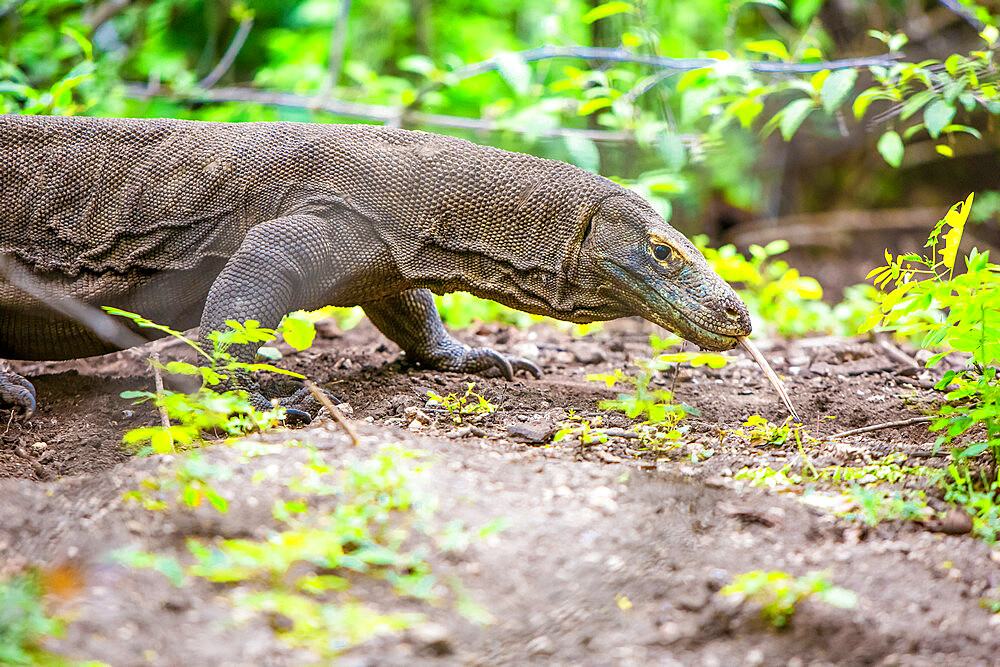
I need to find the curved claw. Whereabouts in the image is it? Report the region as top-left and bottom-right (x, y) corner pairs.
(283, 408), (313, 425)
(510, 356), (542, 379)
(1, 373), (36, 420)
(483, 349), (515, 381)
(271, 385), (342, 425)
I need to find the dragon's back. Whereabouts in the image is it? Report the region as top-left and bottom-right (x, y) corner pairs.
(0, 114), (267, 276)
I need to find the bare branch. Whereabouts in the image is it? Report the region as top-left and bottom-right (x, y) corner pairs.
(447, 45), (902, 81)
(198, 16), (254, 90)
(123, 82), (696, 144)
(937, 0), (986, 30)
(830, 416), (934, 439)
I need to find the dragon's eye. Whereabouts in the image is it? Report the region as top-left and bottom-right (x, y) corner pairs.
(652, 244), (673, 261)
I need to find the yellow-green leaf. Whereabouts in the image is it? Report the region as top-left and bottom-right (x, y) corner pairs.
(578, 97), (612, 115)
(280, 312), (317, 351)
(940, 193), (974, 273)
(583, 1), (633, 23)
(745, 39), (789, 61)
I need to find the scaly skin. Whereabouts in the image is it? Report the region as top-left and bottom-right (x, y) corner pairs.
(0, 115), (751, 419)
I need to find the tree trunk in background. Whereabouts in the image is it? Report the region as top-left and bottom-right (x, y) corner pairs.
(410, 0), (431, 56)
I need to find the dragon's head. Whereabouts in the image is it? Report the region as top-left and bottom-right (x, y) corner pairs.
(580, 193), (751, 351)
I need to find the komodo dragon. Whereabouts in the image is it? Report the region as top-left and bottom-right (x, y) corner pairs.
(0, 114), (751, 420)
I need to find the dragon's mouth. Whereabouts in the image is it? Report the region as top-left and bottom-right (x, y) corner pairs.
(649, 300), (742, 351)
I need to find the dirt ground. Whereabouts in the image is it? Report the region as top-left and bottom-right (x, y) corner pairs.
(2, 318), (999, 665)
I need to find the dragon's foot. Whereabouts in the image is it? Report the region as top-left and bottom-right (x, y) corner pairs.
(417, 343), (542, 381)
(251, 384), (342, 425)
(0, 371), (36, 420)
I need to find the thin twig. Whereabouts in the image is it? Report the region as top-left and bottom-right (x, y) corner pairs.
(0, 254), (148, 350)
(149, 353), (172, 436)
(875, 334), (920, 368)
(306, 379), (359, 446)
(198, 16), (254, 89)
(830, 415), (935, 439)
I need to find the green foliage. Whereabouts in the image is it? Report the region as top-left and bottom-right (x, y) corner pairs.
(588, 362), (690, 426)
(426, 382), (496, 424)
(434, 292), (535, 330)
(107, 308), (318, 454)
(0, 570), (63, 665)
(862, 194), (1000, 469)
(721, 570), (857, 628)
(115, 443), (498, 659)
(696, 237), (875, 338)
(735, 414), (793, 447)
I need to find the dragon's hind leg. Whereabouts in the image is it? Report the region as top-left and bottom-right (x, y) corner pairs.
(0, 369), (35, 420)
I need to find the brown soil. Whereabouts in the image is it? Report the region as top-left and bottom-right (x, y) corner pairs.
(2, 319), (998, 665)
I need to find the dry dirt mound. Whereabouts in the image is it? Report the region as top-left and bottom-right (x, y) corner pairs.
(1, 320), (998, 664)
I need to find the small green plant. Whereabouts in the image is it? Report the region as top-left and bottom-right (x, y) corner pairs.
(554, 415), (609, 446)
(721, 570), (857, 629)
(0, 569), (63, 665)
(122, 451), (232, 513)
(736, 414), (794, 447)
(115, 444), (498, 659)
(842, 485), (932, 527)
(590, 364), (688, 424)
(426, 382), (496, 424)
(862, 194), (1000, 542)
(734, 464), (803, 490)
(862, 193), (999, 462)
(107, 308), (318, 454)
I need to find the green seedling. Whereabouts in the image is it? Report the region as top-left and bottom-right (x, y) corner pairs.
(426, 382), (496, 424)
(842, 485), (932, 527)
(736, 414), (794, 447)
(554, 415), (609, 446)
(721, 570), (857, 628)
(106, 309), (318, 454)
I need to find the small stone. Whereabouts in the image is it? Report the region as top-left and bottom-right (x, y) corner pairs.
(408, 622), (452, 656)
(403, 406), (432, 425)
(572, 344), (606, 365)
(929, 509), (974, 535)
(335, 403), (353, 416)
(526, 635), (554, 655)
(588, 486), (618, 514)
(507, 423), (556, 444)
(512, 342), (541, 360)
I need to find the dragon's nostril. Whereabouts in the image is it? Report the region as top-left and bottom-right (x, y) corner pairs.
(725, 307), (741, 320)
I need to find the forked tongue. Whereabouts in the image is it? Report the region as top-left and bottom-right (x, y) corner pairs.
(738, 336), (800, 422)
